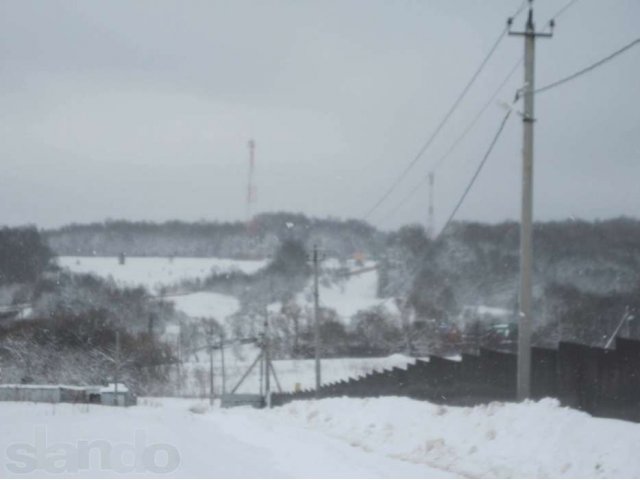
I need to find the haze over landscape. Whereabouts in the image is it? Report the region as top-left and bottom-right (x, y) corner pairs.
(1, 1), (640, 478)
(1, 0), (638, 230)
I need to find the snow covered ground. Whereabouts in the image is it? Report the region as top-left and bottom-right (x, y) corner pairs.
(314, 266), (398, 318)
(179, 350), (419, 396)
(166, 292), (240, 320)
(0, 398), (451, 478)
(1, 396), (638, 478)
(272, 397), (640, 478)
(269, 260), (398, 322)
(56, 256), (266, 293)
(58, 256), (395, 324)
(57, 256), (393, 320)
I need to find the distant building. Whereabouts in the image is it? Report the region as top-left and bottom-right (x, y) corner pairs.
(0, 384), (87, 403)
(0, 383), (136, 407)
(99, 383), (136, 407)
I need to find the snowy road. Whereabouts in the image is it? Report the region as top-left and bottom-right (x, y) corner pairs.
(0, 399), (453, 478)
(3, 396), (636, 478)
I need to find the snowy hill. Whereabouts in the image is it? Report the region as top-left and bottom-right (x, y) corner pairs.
(56, 256), (266, 293)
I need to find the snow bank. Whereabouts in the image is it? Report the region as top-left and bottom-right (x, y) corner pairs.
(269, 397), (640, 478)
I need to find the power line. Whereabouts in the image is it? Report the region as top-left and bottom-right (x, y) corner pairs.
(438, 109), (513, 238)
(380, 57), (522, 223)
(536, 0), (582, 34)
(511, 0), (530, 21)
(547, 0), (580, 24)
(432, 57), (523, 172)
(363, 26), (508, 220)
(386, 107), (514, 296)
(535, 37), (640, 95)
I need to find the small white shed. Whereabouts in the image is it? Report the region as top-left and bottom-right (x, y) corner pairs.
(100, 383), (136, 407)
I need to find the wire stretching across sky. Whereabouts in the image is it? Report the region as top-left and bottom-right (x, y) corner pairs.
(384, 107), (514, 296)
(376, 0), (584, 225)
(362, 1), (528, 221)
(380, 57), (523, 223)
(535, 37), (640, 95)
(438, 109), (513, 238)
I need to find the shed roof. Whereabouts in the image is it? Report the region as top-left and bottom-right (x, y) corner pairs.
(100, 383), (129, 393)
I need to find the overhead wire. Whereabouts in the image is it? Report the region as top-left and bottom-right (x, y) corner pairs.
(386, 103), (515, 295)
(432, 58), (523, 172)
(362, 26), (507, 220)
(380, 57), (523, 223)
(546, 0), (580, 25)
(511, 0), (530, 20)
(379, 0), (585, 226)
(535, 37), (640, 95)
(364, 0), (529, 221)
(438, 108), (513, 238)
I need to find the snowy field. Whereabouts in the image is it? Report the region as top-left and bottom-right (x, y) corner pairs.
(57, 256), (394, 324)
(166, 292), (240, 320)
(300, 264), (398, 319)
(179, 349), (420, 396)
(56, 256), (266, 293)
(265, 260), (397, 322)
(1, 396), (638, 478)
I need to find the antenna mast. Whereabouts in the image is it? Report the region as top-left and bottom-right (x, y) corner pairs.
(247, 139), (256, 225)
(427, 171), (435, 238)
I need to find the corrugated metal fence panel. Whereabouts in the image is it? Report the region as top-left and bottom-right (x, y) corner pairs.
(271, 337), (640, 423)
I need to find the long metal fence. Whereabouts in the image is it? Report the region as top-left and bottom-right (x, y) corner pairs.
(272, 337), (640, 423)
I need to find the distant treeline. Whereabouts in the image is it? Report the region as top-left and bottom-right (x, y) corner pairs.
(42, 214), (640, 349)
(0, 226), (52, 285)
(44, 212), (384, 259)
(380, 217), (640, 348)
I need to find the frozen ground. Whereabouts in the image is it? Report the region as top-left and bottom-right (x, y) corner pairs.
(0, 398), (451, 478)
(1, 396), (638, 478)
(313, 265), (398, 318)
(270, 260), (398, 322)
(165, 292), (240, 320)
(57, 256), (394, 323)
(272, 397), (640, 478)
(56, 256), (266, 293)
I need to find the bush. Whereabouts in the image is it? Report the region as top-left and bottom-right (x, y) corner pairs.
(0, 226), (53, 285)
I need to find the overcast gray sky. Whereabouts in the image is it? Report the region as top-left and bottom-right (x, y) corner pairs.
(1, 0), (638, 231)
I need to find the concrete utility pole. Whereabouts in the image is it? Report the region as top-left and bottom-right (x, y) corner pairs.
(313, 244), (321, 391)
(427, 172), (435, 239)
(114, 330), (120, 406)
(205, 323), (215, 406)
(209, 343), (214, 406)
(508, 0), (552, 400)
(220, 333), (226, 395)
(264, 309), (270, 403)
